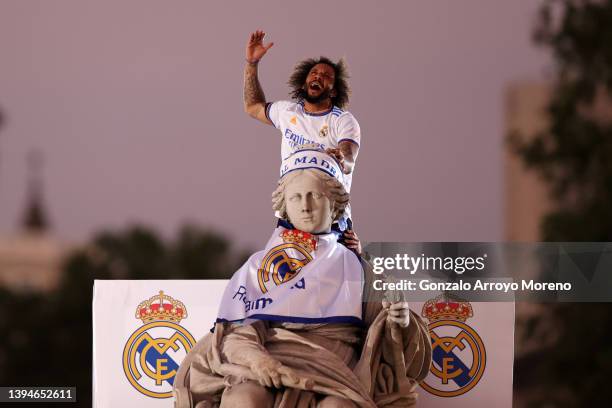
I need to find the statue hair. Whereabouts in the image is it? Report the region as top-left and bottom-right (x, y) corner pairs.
(272, 169), (349, 223)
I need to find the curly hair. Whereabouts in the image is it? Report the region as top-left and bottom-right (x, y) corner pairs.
(272, 169), (349, 223)
(288, 57), (351, 109)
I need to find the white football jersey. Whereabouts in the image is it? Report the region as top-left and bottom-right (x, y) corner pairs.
(266, 100), (361, 194)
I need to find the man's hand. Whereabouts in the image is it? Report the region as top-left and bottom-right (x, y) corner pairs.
(382, 301), (411, 328)
(250, 355), (298, 388)
(246, 30), (274, 64)
(325, 147), (346, 173)
(343, 229), (362, 256)
(244, 31), (272, 124)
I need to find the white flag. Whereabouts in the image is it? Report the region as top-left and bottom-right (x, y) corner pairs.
(216, 227), (363, 324)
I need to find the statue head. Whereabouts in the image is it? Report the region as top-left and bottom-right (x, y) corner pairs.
(272, 148), (349, 233)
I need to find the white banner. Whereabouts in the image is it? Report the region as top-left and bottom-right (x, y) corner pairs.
(411, 298), (514, 407)
(92, 280), (226, 408)
(93, 280), (514, 407)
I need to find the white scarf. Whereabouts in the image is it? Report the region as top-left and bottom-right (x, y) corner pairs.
(216, 227), (364, 325)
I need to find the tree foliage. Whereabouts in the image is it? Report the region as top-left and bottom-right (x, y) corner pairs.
(511, 1), (612, 406)
(0, 224), (247, 408)
(512, 0), (612, 241)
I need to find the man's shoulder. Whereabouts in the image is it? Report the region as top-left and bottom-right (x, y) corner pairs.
(332, 107), (359, 126)
(332, 106), (357, 119)
(266, 100), (301, 126)
(270, 100), (300, 111)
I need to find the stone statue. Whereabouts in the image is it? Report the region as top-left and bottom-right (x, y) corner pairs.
(173, 149), (432, 408)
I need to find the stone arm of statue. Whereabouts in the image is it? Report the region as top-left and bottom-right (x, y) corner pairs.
(244, 30), (274, 125)
(221, 322), (298, 388)
(361, 259), (432, 383)
(383, 300), (411, 327)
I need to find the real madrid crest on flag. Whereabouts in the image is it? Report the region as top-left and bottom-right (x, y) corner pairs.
(122, 291), (196, 399)
(257, 229), (317, 293)
(420, 295), (487, 398)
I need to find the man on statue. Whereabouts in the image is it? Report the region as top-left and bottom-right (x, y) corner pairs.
(243, 30), (361, 252)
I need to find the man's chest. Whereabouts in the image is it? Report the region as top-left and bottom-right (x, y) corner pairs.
(279, 114), (337, 150)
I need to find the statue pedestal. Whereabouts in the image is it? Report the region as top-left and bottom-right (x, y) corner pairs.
(92, 280), (514, 407)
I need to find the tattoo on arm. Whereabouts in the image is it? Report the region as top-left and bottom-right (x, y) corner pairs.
(244, 63), (266, 106)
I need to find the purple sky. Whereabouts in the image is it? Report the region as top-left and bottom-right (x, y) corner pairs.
(0, 1), (549, 249)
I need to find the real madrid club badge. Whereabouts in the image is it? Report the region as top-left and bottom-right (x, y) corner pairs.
(122, 291), (196, 399)
(319, 124), (329, 138)
(421, 295), (486, 397)
(257, 229), (317, 294)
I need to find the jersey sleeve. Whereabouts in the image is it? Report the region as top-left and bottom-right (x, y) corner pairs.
(337, 112), (361, 147)
(265, 100), (293, 129)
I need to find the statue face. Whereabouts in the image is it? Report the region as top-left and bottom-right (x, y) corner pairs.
(284, 171), (333, 233)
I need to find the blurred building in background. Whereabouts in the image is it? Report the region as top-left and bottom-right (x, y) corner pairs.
(504, 82), (553, 242)
(504, 81), (556, 385)
(506, 79), (612, 243)
(0, 151), (71, 292)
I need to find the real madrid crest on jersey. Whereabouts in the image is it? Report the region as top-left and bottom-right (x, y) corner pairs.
(318, 124), (329, 138)
(421, 296), (486, 397)
(257, 229), (317, 294)
(122, 291), (196, 399)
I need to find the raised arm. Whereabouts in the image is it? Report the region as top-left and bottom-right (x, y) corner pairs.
(244, 30), (274, 125)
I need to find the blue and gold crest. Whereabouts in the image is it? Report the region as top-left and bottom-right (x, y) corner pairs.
(257, 229), (316, 294)
(122, 291), (196, 399)
(421, 296), (486, 397)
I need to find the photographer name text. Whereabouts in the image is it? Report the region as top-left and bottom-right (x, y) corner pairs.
(373, 279), (572, 292)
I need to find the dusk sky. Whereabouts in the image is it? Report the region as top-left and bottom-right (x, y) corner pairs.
(0, 1), (550, 249)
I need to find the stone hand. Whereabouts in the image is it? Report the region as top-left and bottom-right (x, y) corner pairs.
(382, 300), (411, 328)
(250, 355), (298, 388)
(246, 30), (274, 64)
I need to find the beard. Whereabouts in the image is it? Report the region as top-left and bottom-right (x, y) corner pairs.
(301, 86), (332, 104)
